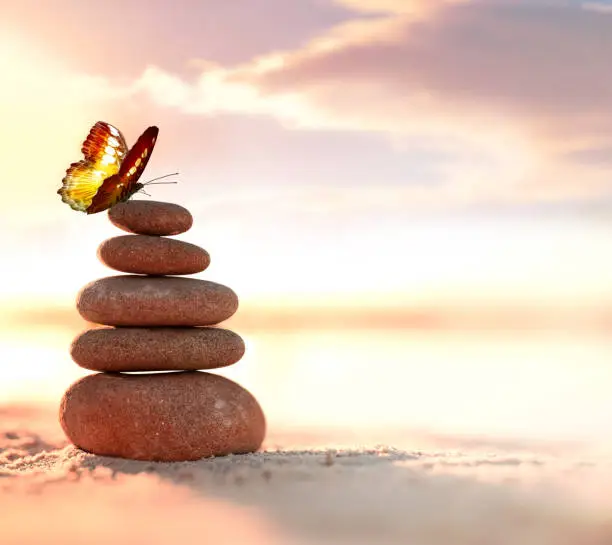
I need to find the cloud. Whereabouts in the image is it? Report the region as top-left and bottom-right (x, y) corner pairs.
(240, 2), (612, 150)
(5, 0), (612, 222)
(582, 1), (612, 14)
(334, 0), (468, 15)
(126, 1), (612, 206)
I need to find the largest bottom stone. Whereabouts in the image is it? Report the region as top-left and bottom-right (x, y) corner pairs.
(60, 371), (266, 462)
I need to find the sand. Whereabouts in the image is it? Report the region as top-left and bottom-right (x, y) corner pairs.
(2, 405), (612, 545)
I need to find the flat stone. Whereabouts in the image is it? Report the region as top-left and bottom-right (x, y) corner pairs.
(108, 201), (193, 236)
(77, 276), (238, 326)
(97, 235), (210, 275)
(60, 372), (266, 461)
(71, 327), (245, 372)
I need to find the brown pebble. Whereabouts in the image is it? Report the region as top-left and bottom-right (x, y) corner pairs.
(77, 275), (238, 326)
(59, 372), (266, 462)
(71, 327), (245, 372)
(108, 201), (193, 236)
(97, 235), (210, 275)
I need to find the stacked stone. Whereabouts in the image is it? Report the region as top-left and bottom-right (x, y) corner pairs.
(60, 200), (266, 462)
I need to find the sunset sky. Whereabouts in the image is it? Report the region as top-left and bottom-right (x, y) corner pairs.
(2, 0), (612, 439)
(1, 0), (612, 313)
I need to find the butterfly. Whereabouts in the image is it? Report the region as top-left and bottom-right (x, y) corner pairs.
(57, 121), (173, 214)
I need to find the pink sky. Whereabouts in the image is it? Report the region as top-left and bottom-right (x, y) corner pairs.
(3, 0), (612, 437)
(1, 0), (612, 312)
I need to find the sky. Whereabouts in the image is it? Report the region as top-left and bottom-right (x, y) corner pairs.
(1, 0), (612, 316)
(3, 0), (612, 439)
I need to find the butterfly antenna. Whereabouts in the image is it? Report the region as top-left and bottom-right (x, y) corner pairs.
(143, 172), (179, 185)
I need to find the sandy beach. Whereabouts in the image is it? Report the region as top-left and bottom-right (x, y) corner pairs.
(3, 405), (612, 545)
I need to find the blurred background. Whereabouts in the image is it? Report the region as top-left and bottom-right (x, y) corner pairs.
(2, 0), (612, 444)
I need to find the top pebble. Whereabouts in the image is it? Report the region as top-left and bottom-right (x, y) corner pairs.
(108, 201), (193, 236)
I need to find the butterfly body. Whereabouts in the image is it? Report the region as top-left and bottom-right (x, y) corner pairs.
(58, 122), (158, 214)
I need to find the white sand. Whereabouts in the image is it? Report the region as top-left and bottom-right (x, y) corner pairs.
(2, 406), (612, 545)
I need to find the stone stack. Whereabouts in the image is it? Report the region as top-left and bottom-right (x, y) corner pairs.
(60, 200), (266, 462)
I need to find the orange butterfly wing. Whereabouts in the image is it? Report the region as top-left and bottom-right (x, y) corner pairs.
(57, 122), (128, 212)
(86, 126), (158, 214)
(58, 122), (159, 214)
(81, 121), (128, 165)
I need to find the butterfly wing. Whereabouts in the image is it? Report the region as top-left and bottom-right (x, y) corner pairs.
(81, 121), (128, 165)
(118, 125), (158, 181)
(57, 122), (128, 212)
(86, 126), (159, 214)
